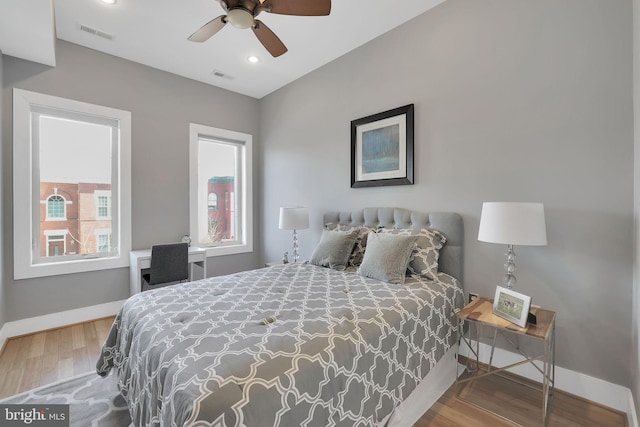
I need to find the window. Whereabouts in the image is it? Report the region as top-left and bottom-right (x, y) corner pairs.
(97, 234), (111, 253)
(13, 89), (131, 280)
(207, 193), (218, 211)
(96, 192), (111, 219)
(98, 196), (109, 217)
(46, 195), (66, 220)
(189, 123), (253, 256)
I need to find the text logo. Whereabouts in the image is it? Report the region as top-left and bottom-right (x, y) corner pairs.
(0, 405), (69, 426)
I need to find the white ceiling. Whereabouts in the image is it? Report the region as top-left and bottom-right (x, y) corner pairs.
(1, 0), (446, 99)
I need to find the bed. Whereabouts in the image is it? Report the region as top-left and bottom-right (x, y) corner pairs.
(96, 208), (464, 427)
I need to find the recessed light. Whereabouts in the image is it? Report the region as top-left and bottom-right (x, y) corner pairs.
(100, 0), (116, 4)
(247, 56), (260, 64)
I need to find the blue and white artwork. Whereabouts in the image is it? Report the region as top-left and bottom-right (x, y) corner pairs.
(351, 104), (413, 188)
(361, 124), (400, 174)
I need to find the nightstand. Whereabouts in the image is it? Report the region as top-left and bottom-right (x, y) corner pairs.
(455, 297), (556, 426)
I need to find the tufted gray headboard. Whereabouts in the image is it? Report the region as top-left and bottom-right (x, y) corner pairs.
(323, 207), (464, 283)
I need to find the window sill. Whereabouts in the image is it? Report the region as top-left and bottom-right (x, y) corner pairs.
(14, 255), (130, 280)
(202, 242), (253, 257)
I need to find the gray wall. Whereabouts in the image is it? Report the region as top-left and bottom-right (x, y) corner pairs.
(1, 40), (261, 321)
(633, 0), (640, 416)
(259, 0), (634, 387)
(0, 50), (4, 329)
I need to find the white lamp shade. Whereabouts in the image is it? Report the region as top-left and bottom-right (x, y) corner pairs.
(478, 202), (547, 246)
(279, 206), (310, 230)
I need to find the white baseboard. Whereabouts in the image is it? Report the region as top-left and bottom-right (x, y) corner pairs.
(0, 300), (126, 351)
(459, 340), (638, 426)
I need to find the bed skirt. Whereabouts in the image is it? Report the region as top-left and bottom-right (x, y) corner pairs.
(382, 345), (458, 427)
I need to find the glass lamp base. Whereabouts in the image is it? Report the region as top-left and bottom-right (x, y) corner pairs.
(503, 244), (517, 289)
(292, 229), (299, 263)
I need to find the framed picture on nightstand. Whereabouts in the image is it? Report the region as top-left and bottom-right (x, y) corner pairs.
(492, 286), (531, 328)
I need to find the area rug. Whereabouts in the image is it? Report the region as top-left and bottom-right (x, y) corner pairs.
(0, 371), (131, 426)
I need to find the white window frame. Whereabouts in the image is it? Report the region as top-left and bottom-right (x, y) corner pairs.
(13, 88), (131, 280)
(189, 123), (253, 257)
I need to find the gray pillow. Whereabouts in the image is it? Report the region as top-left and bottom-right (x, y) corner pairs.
(325, 223), (376, 267)
(357, 232), (418, 284)
(309, 229), (360, 270)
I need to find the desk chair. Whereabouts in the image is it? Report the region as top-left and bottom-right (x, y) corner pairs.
(141, 242), (189, 291)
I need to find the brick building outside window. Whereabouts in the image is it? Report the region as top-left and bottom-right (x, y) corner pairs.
(39, 182), (112, 257)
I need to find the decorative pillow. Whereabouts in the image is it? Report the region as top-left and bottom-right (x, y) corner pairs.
(357, 232), (418, 284)
(378, 227), (446, 280)
(309, 228), (360, 271)
(325, 223), (376, 267)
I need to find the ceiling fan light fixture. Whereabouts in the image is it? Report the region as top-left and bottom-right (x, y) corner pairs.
(247, 56), (260, 63)
(227, 8), (254, 30)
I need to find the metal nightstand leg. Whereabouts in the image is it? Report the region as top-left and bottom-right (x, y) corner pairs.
(455, 319), (556, 426)
(541, 321), (556, 426)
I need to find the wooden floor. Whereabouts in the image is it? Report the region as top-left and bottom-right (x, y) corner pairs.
(417, 369), (629, 427)
(0, 317), (629, 426)
(0, 316), (114, 399)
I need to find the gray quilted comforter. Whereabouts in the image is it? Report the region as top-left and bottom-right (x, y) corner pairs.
(96, 263), (463, 427)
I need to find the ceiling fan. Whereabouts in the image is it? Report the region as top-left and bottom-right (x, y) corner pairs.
(188, 0), (331, 57)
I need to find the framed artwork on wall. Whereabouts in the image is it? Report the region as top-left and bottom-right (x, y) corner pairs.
(492, 286), (532, 328)
(351, 104), (414, 188)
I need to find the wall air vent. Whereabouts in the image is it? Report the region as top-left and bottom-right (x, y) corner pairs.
(79, 24), (113, 40)
(211, 70), (235, 81)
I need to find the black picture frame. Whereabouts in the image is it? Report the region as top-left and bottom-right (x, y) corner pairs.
(351, 104), (414, 188)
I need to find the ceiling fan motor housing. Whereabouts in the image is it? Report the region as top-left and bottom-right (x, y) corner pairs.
(227, 7), (254, 29)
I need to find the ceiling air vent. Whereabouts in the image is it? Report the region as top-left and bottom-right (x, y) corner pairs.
(211, 70), (235, 81)
(79, 24), (113, 41)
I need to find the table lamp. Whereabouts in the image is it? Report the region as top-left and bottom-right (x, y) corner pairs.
(279, 206), (309, 262)
(478, 202), (547, 289)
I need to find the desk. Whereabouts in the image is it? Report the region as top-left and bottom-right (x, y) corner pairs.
(455, 297), (556, 426)
(129, 247), (207, 296)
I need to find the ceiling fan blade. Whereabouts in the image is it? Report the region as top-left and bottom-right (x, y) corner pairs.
(188, 15), (227, 42)
(252, 19), (287, 57)
(263, 0), (331, 16)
